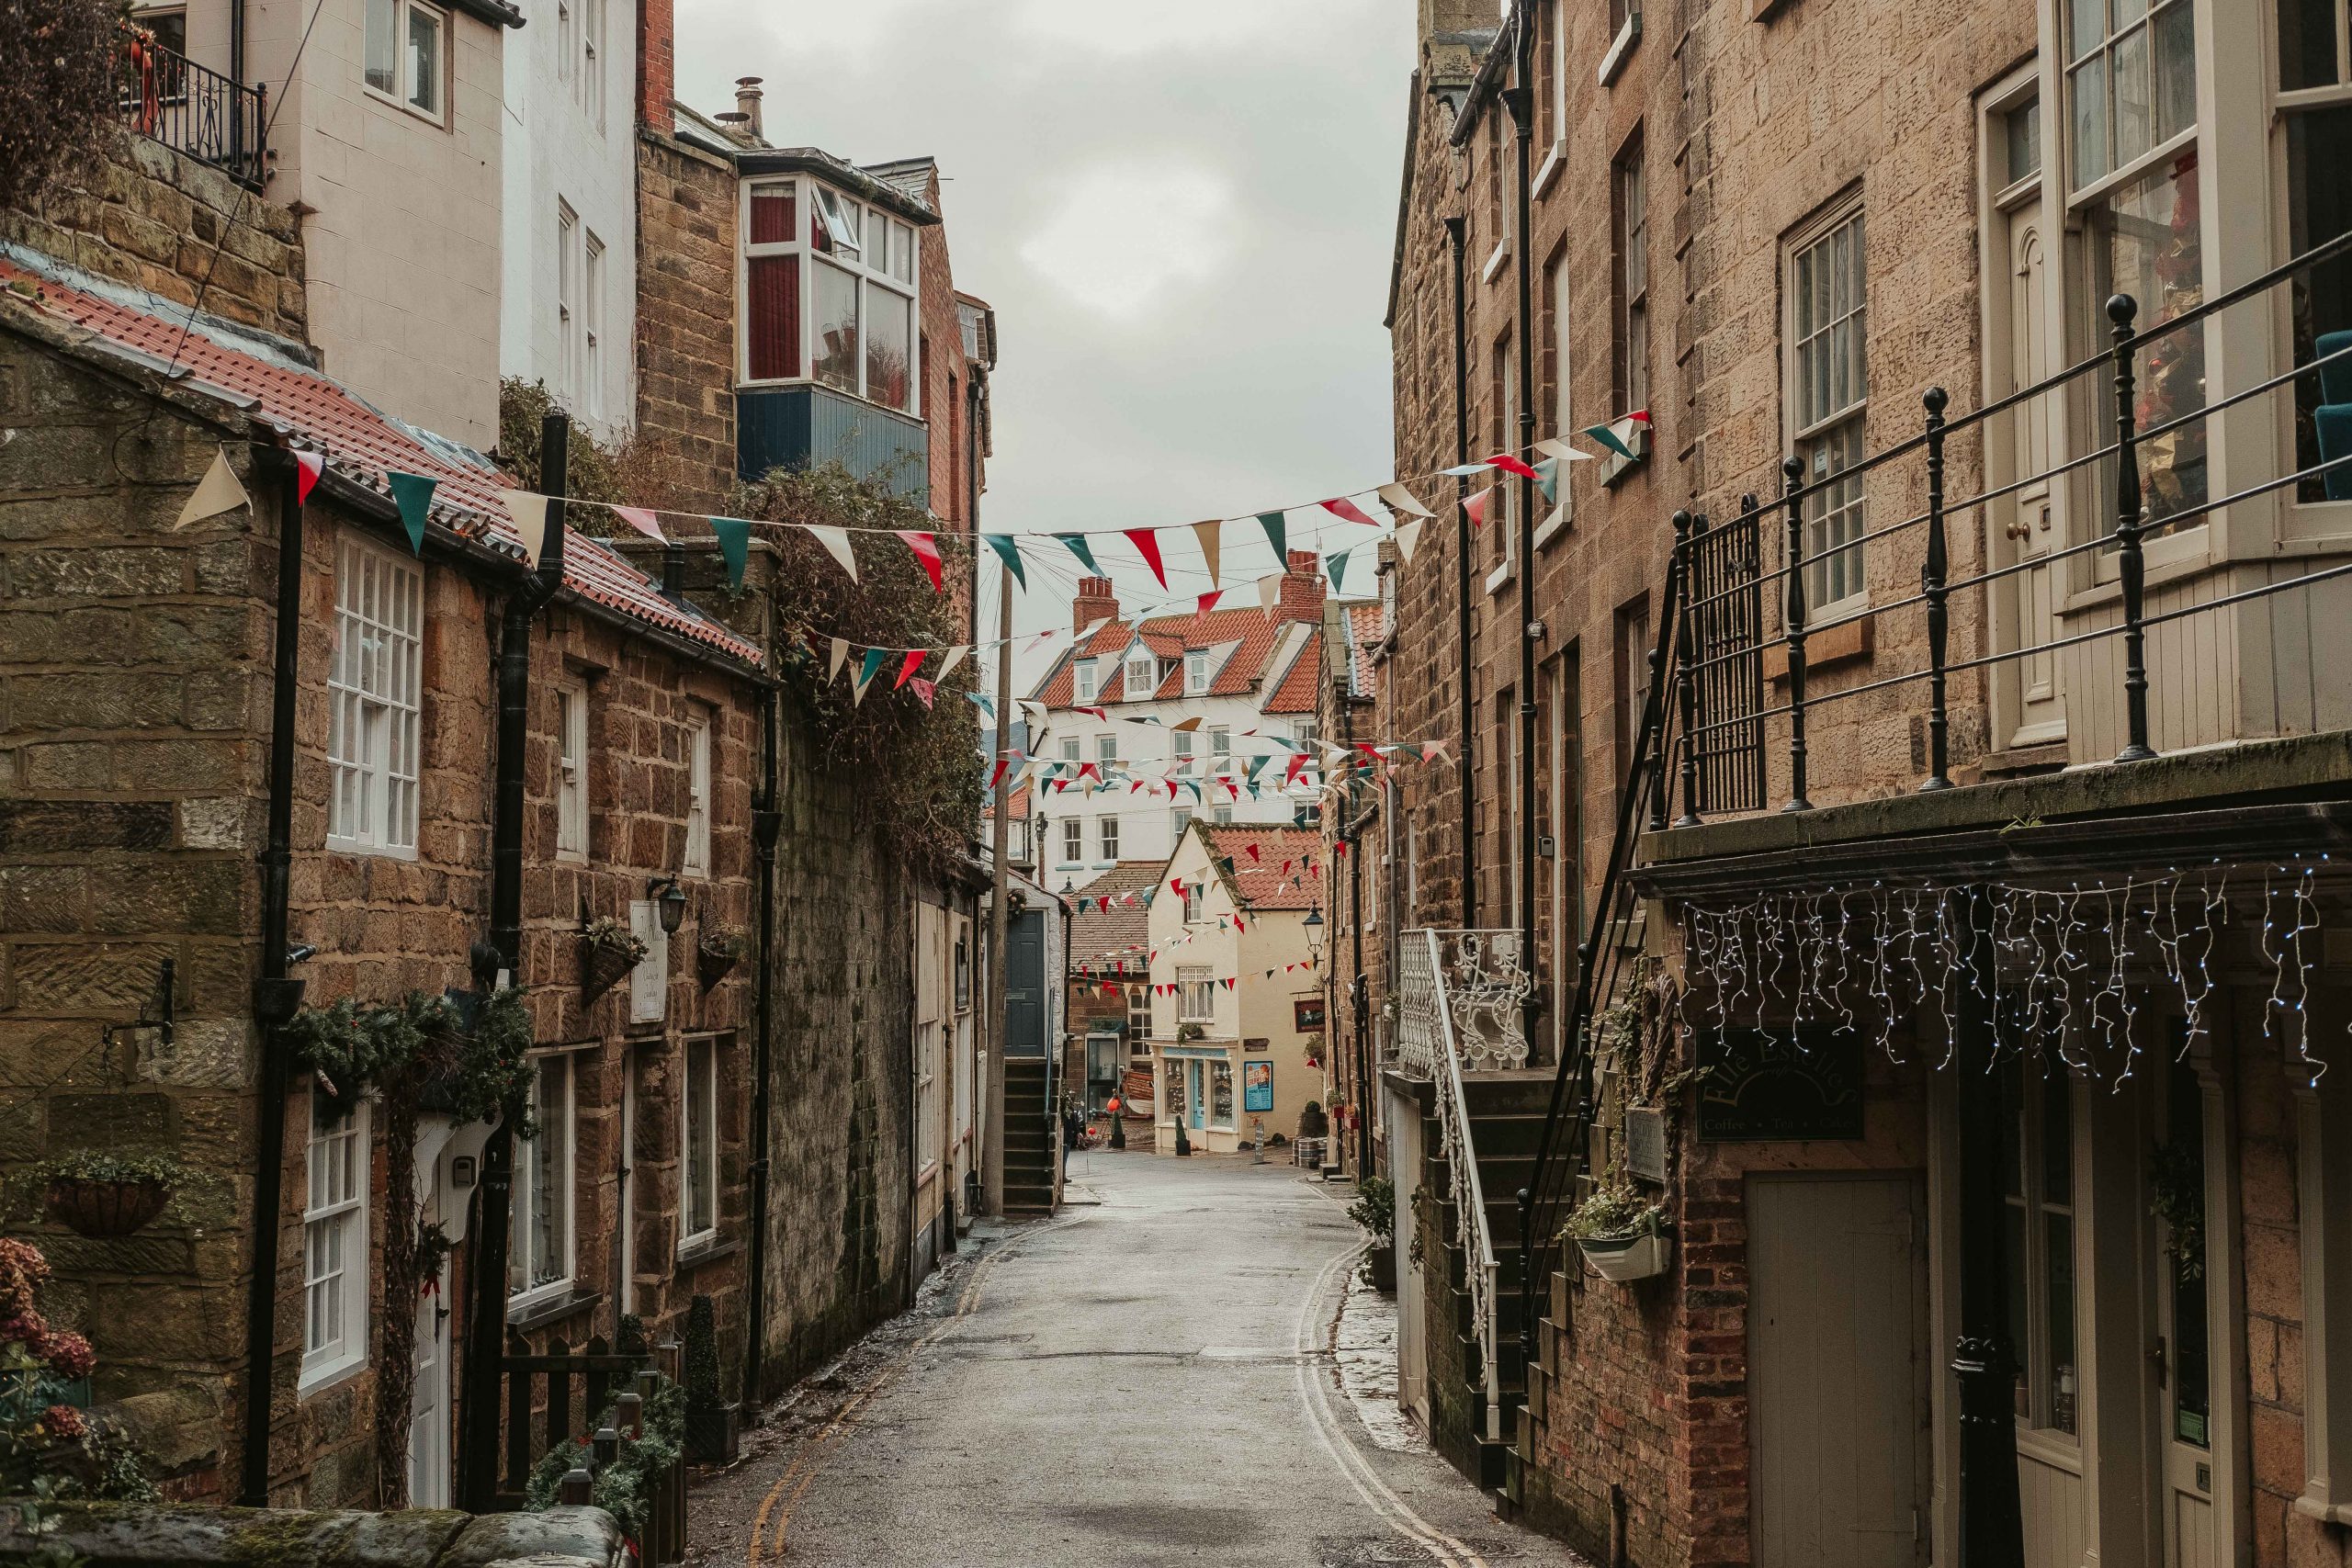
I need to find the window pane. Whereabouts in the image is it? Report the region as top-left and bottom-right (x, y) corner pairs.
(406, 4), (440, 116)
(2006, 1200), (2030, 1418)
(2045, 1212), (2078, 1435)
(2007, 98), (2042, 184)
(2071, 55), (2109, 186)
(2152, 1), (2194, 144)
(2089, 154), (2206, 531)
(365, 0), (397, 92)
(866, 288), (913, 410)
(2278, 0), (2343, 91)
(2065, 0), (2104, 58)
(2168, 1057), (2211, 1446)
(811, 260), (861, 395)
(892, 221), (916, 285)
(2287, 107), (2352, 503)
(746, 254), (800, 379)
(2112, 24), (2150, 169)
(749, 183), (796, 246)
(2041, 1068), (2073, 1204)
(687, 1042), (714, 1235)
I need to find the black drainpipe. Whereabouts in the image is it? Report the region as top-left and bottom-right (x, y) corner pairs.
(1444, 213), (1475, 933)
(458, 412), (569, 1509)
(239, 444), (307, 1506)
(742, 682), (780, 1405)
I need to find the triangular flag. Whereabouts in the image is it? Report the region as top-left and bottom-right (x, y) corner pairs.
(1486, 453), (1542, 482)
(895, 649), (928, 689)
(612, 505), (666, 543)
(1194, 591), (1221, 618)
(969, 691), (996, 718)
(174, 448), (251, 530)
(805, 524), (859, 581)
(1582, 422), (1638, 461)
(1191, 519), (1224, 588)
(1258, 572), (1283, 619)
(1464, 487), (1494, 528)
(908, 678), (936, 708)
(855, 647), (888, 701)
(1533, 457), (1560, 502)
(1245, 842), (1261, 863)
(989, 758), (1011, 791)
(1535, 437), (1592, 463)
(1395, 518), (1425, 564)
(293, 450), (323, 504)
(1057, 535), (1101, 574)
(1256, 511), (1287, 562)
(711, 516), (752, 589)
(1327, 549), (1351, 592)
(829, 637), (850, 682)
(984, 534), (1026, 589)
(935, 646), (968, 682)
(387, 470), (437, 555)
(1376, 481), (1433, 519)
(1124, 528), (1167, 588)
(896, 530), (944, 592)
(1440, 462), (1493, 477)
(503, 489), (548, 569)
(1320, 496), (1379, 527)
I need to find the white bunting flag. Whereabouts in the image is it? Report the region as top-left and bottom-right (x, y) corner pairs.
(175, 448), (250, 530)
(1376, 481), (1435, 519)
(804, 524), (859, 582)
(935, 646), (968, 682)
(828, 637), (850, 682)
(503, 490), (548, 569)
(1394, 518), (1425, 564)
(1191, 519), (1223, 589)
(1258, 571), (1283, 619)
(1535, 437), (1594, 463)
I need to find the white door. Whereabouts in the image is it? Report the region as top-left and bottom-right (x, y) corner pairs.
(1996, 173), (2068, 750)
(2155, 1057), (2219, 1568)
(408, 1160), (452, 1508)
(1749, 1175), (1930, 1568)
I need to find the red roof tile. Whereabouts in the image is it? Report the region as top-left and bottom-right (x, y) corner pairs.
(3, 260), (763, 667)
(1201, 824), (1323, 910)
(1344, 602), (1383, 697)
(1264, 629), (1322, 715)
(1033, 606), (1306, 709)
(1069, 862), (1164, 970)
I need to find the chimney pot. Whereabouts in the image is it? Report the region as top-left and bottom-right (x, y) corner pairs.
(1279, 551), (1326, 623)
(734, 75), (763, 137)
(1073, 576), (1120, 637)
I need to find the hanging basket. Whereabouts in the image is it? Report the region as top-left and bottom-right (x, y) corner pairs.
(581, 937), (642, 998)
(695, 937), (745, 990)
(46, 1177), (171, 1239)
(1577, 1232), (1671, 1283)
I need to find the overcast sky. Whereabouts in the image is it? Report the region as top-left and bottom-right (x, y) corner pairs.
(674, 0), (1411, 687)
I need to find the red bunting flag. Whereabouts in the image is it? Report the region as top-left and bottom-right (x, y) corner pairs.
(1077, 761), (1099, 783)
(1124, 527), (1168, 588)
(1221, 977), (1236, 990)
(895, 649), (927, 689)
(989, 758), (1011, 790)
(908, 678), (936, 708)
(1245, 843), (1261, 863)
(1629, 409), (1652, 425)
(1075, 705), (1107, 720)
(1284, 753), (1307, 786)
(613, 505), (667, 542)
(895, 530), (944, 592)
(1464, 488), (1493, 528)
(1195, 591), (1221, 618)
(1099, 897), (1111, 913)
(1333, 840), (1348, 857)
(1485, 453), (1543, 481)
(293, 450), (323, 503)
(1281, 860), (1293, 876)
(1170, 878), (1184, 897)
(1319, 496), (1380, 527)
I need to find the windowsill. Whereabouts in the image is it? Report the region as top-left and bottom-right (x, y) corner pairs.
(1533, 141), (1567, 198)
(1482, 242), (1511, 286)
(298, 1354), (368, 1400)
(1533, 502), (1573, 550)
(1485, 557), (1515, 595)
(555, 849), (586, 866)
(1597, 12), (1641, 86)
(363, 84), (446, 130)
(676, 1233), (740, 1269)
(1762, 612), (1873, 680)
(1599, 423), (1650, 487)
(325, 840), (422, 863)
(733, 378), (925, 426)
(507, 1285), (602, 1333)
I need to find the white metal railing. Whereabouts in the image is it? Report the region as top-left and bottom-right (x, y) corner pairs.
(1400, 930), (1506, 1439)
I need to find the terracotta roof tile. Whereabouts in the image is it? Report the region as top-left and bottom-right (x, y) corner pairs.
(1345, 602), (1383, 697)
(1032, 605), (1307, 709)
(1201, 824), (1323, 910)
(1069, 862), (1165, 972)
(2, 259), (763, 666)
(1264, 630), (1322, 715)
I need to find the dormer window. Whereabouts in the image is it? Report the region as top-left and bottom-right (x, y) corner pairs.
(1073, 659), (1100, 704)
(741, 177), (921, 413)
(1125, 648), (1158, 697)
(1184, 649), (1211, 695)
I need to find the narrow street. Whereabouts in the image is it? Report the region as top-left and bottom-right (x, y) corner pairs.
(689, 1152), (1563, 1568)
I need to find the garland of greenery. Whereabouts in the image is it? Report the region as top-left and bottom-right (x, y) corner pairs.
(523, 1374), (685, 1541)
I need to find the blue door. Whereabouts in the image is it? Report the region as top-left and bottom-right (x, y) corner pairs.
(1186, 1060), (1206, 1129)
(1005, 909), (1046, 1057)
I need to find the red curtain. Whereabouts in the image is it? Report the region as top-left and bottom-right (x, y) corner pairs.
(747, 255), (800, 380)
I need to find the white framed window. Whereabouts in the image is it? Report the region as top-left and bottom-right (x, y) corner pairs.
(1096, 734), (1117, 766)
(683, 714), (711, 877)
(628, 900), (668, 1026)
(1613, 134), (1649, 418)
(579, 0), (604, 125)
(1208, 726), (1230, 760)
(362, 0), (445, 123)
(1173, 731), (1196, 768)
(1171, 806), (1194, 837)
(582, 231), (605, 421)
(1073, 660), (1100, 703)
(511, 1052), (576, 1305)
(328, 531), (423, 856)
(1099, 816), (1119, 860)
(680, 1036), (718, 1248)
(555, 0), (573, 86)
(737, 178), (920, 412)
(1125, 647), (1158, 695)
(1184, 649), (1210, 695)
(2001, 1057), (2080, 1439)
(555, 680), (587, 862)
(2279, 1), (2352, 510)
(556, 201), (578, 401)
(1181, 882), (1203, 923)
(915, 1020), (943, 1173)
(301, 1089), (369, 1390)
(1126, 984), (1152, 1051)
(1786, 202), (1869, 613)
(1213, 806), (1234, 826)
(1178, 965), (1216, 1023)
(1060, 818), (1083, 863)
(1059, 737), (1080, 763)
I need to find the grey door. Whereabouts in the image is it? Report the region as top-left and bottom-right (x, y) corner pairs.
(1749, 1174), (1930, 1567)
(1004, 908), (1046, 1057)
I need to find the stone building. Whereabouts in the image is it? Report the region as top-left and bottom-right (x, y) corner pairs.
(1381, 1), (2352, 1565)
(1317, 593), (1394, 1181)
(1065, 862), (1161, 1117)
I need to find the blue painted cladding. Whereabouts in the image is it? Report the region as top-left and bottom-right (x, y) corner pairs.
(735, 384), (931, 504)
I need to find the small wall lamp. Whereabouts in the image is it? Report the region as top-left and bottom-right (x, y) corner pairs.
(650, 876), (689, 935)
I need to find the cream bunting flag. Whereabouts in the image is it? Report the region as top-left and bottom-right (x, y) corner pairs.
(1376, 480), (1435, 519)
(1191, 519), (1223, 589)
(804, 524), (859, 582)
(935, 646), (968, 682)
(828, 637), (850, 682)
(1258, 571), (1283, 619)
(503, 490), (549, 569)
(1535, 437), (1594, 463)
(174, 448), (250, 530)
(1394, 517), (1425, 564)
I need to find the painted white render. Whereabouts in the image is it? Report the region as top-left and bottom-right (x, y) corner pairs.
(498, 0), (637, 439)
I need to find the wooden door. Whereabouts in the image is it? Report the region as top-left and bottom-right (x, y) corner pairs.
(1750, 1175), (1930, 1568)
(1996, 185), (2069, 750)
(408, 1156), (452, 1508)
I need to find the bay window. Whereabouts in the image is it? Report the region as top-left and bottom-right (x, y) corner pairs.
(740, 177), (922, 414)
(2279, 0), (2352, 505)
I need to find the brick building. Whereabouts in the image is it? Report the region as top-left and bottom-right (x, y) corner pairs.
(1318, 594), (1392, 1180)
(1381, 2), (2352, 1566)
(1065, 863), (1160, 1117)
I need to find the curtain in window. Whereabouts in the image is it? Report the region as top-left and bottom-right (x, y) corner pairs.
(747, 256), (800, 381)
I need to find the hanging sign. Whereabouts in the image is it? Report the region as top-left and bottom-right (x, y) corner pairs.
(1694, 1027), (1864, 1142)
(1293, 995), (1327, 1032)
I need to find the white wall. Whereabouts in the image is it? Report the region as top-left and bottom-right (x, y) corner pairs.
(498, 0), (637, 440)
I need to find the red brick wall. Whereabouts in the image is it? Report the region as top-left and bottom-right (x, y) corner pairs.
(635, 132), (740, 514)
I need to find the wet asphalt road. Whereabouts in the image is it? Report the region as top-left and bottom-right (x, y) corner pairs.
(689, 1147), (1566, 1568)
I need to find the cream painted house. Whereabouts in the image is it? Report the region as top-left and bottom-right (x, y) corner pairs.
(1146, 823), (1326, 1155)
(136, 0), (522, 449)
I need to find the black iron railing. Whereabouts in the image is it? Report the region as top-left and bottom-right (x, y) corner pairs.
(1515, 226), (2352, 1394)
(115, 23), (266, 190)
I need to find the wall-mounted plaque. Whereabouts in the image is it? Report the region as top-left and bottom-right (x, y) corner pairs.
(1695, 1027), (1865, 1142)
(1623, 1107), (1668, 1182)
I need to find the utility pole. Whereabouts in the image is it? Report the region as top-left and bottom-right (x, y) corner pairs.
(1505, 67), (1539, 1055)
(982, 533), (1012, 1218)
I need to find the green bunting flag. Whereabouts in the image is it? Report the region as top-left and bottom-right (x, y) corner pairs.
(855, 647), (888, 701)
(1533, 458), (1559, 503)
(984, 534), (1027, 589)
(1056, 534), (1101, 575)
(1256, 510), (1286, 561)
(387, 471), (438, 556)
(711, 517), (752, 589)
(1327, 548), (1351, 592)
(1581, 422), (1637, 461)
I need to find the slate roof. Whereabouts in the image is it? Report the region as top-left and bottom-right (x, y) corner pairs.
(1069, 863), (1164, 972)
(1, 252), (763, 667)
(1201, 824), (1323, 911)
(1032, 606), (1310, 709)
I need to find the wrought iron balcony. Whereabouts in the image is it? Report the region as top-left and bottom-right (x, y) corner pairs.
(1395, 928), (1529, 1078)
(114, 23), (267, 191)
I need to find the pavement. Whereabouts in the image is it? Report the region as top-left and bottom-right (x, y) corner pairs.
(685, 1147), (1570, 1567)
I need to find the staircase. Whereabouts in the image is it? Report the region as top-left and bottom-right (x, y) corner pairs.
(1001, 1057), (1057, 1214)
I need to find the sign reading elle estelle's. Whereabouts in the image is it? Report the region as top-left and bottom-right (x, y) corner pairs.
(1695, 1026), (1864, 1142)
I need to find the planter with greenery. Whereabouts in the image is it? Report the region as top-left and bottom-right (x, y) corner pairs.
(582, 918), (650, 998)
(15, 1153), (217, 1241)
(524, 1373), (685, 1540)
(1176, 1022), (1205, 1043)
(696, 928), (749, 989)
(1562, 1180), (1672, 1283)
(1347, 1176), (1397, 1293)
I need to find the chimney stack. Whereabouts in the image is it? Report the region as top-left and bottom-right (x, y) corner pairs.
(734, 76), (764, 138)
(1279, 549), (1327, 623)
(1073, 576), (1120, 637)
(635, 0), (674, 130)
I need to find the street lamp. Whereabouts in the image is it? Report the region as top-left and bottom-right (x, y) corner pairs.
(1303, 903), (1325, 964)
(649, 877), (688, 935)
